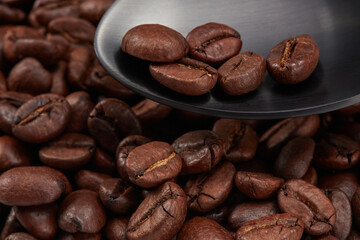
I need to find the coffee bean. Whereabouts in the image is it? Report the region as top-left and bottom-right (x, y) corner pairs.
(75, 169), (112, 192)
(39, 133), (95, 170)
(302, 166), (318, 186)
(0, 70), (6, 91)
(105, 218), (128, 240)
(0, 4), (26, 24)
(218, 51), (266, 95)
(0, 135), (32, 172)
(186, 22), (242, 66)
(200, 204), (229, 224)
(0, 166), (71, 206)
(324, 189), (352, 240)
(132, 99), (172, 125)
(314, 133), (360, 170)
(292, 115), (320, 137)
(65, 91), (94, 132)
(335, 103), (360, 116)
(66, 45), (92, 89)
(267, 34), (319, 84)
(92, 147), (116, 175)
(319, 172), (359, 200)
(347, 229), (360, 240)
(213, 118), (258, 162)
(87, 98), (141, 153)
(1, 208), (23, 240)
(185, 161), (235, 213)
(352, 187), (360, 229)
(98, 178), (141, 214)
(274, 137), (315, 179)
(58, 189), (106, 233)
(127, 182), (187, 240)
(235, 171), (284, 199)
(12, 93), (71, 143)
(14, 203), (58, 240)
(125, 141), (182, 188)
(236, 213), (304, 240)
(278, 179), (336, 235)
(122, 24), (189, 62)
(8, 57), (52, 95)
(57, 232), (101, 240)
(172, 130), (224, 174)
(5, 232), (38, 240)
(149, 57), (218, 96)
(50, 60), (68, 96)
(228, 200), (279, 230)
(178, 216), (233, 240)
(79, 0), (114, 24)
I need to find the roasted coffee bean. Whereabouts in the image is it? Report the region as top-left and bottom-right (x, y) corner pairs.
(14, 203), (58, 240)
(0, 166), (71, 206)
(228, 200), (279, 230)
(292, 115), (320, 137)
(132, 99), (172, 124)
(12, 93), (71, 143)
(178, 216), (233, 240)
(116, 135), (151, 181)
(1, 208), (23, 240)
(50, 60), (68, 96)
(352, 187), (360, 229)
(86, 60), (135, 99)
(314, 133), (360, 170)
(48, 17), (95, 45)
(58, 189), (106, 233)
(127, 182), (187, 240)
(98, 178), (141, 214)
(347, 229), (360, 240)
(200, 204), (229, 224)
(149, 57), (218, 96)
(172, 130), (224, 174)
(125, 141), (182, 188)
(0, 71), (6, 91)
(4, 232), (38, 240)
(105, 218), (128, 240)
(236, 213), (304, 240)
(213, 118), (258, 162)
(66, 45), (92, 89)
(267, 34), (319, 84)
(92, 147), (115, 175)
(302, 166), (318, 186)
(185, 161), (235, 213)
(75, 169), (112, 192)
(30, 0), (80, 27)
(218, 51), (266, 95)
(79, 0), (114, 24)
(39, 133), (95, 170)
(324, 189), (352, 240)
(319, 172), (359, 200)
(335, 103), (360, 116)
(235, 171), (284, 199)
(0, 135), (31, 172)
(122, 24), (189, 62)
(57, 232), (101, 240)
(278, 179), (336, 235)
(65, 91), (94, 132)
(87, 98), (141, 153)
(186, 22), (242, 66)
(274, 137), (315, 179)
(260, 117), (306, 153)
(7, 57), (52, 95)
(0, 91), (33, 134)
(0, 4), (26, 24)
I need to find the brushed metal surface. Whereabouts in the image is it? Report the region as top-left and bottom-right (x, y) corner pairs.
(95, 0), (360, 119)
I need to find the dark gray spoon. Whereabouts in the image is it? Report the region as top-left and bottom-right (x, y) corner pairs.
(94, 0), (360, 119)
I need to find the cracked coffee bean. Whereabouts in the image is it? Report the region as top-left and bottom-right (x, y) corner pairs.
(178, 216), (233, 240)
(278, 179), (336, 235)
(11, 93), (71, 143)
(267, 34), (319, 84)
(0, 166), (71, 206)
(149, 57), (218, 96)
(314, 133), (360, 170)
(186, 22), (242, 66)
(125, 141), (182, 188)
(236, 213), (304, 240)
(127, 182), (187, 240)
(213, 118), (258, 162)
(122, 24), (189, 62)
(172, 130), (224, 175)
(58, 189), (106, 234)
(39, 133), (95, 170)
(185, 161), (235, 213)
(235, 171), (284, 199)
(218, 51), (266, 95)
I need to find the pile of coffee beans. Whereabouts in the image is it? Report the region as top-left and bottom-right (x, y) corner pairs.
(0, 1), (358, 240)
(122, 23), (319, 96)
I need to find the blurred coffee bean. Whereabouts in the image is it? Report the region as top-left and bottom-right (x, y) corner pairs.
(352, 187), (360, 229)
(50, 60), (68, 96)
(58, 189), (106, 233)
(104, 218), (127, 240)
(0, 208), (23, 240)
(79, 0), (114, 24)
(75, 169), (112, 192)
(4, 232), (38, 240)
(0, 4), (26, 24)
(56, 232), (101, 240)
(132, 99), (172, 125)
(335, 102), (360, 116)
(319, 171), (359, 200)
(65, 91), (94, 132)
(0, 135), (31, 172)
(292, 115), (320, 137)
(302, 166), (318, 186)
(66, 45), (92, 89)
(0, 166), (71, 206)
(92, 147), (115, 175)
(200, 204), (229, 224)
